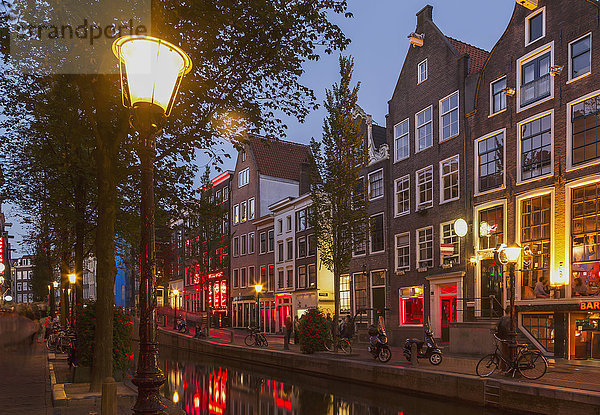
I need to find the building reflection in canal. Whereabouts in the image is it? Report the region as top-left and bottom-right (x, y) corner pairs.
(160, 349), (507, 415)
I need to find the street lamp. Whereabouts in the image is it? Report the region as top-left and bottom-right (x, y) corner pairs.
(68, 274), (77, 328)
(51, 281), (59, 318)
(113, 35), (192, 415)
(497, 244), (521, 358)
(254, 284), (263, 330)
(172, 289), (180, 330)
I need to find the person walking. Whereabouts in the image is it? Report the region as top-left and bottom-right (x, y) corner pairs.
(284, 315), (292, 350)
(293, 316), (300, 344)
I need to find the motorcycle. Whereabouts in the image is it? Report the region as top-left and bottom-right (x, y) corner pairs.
(403, 326), (443, 365)
(368, 325), (392, 363)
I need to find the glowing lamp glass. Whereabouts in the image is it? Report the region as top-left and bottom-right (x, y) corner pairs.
(4, 295), (12, 302)
(453, 218), (468, 237)
(112, 36), (192, 116)
(68, 274), (77, 284)
(172, 289), (179, 296)
(504, 246), (522, 263)
(0, 262), (5, 273)
(254, 284), (263, 294)
(53, 281), (59, 288)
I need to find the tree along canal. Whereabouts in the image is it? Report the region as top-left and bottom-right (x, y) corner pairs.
(159, 346), (519, 415)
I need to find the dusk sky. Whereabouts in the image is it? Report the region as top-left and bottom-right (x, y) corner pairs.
(6, 0), (515, 256)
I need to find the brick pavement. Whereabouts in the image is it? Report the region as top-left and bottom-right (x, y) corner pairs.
(168, 326), (600, 393)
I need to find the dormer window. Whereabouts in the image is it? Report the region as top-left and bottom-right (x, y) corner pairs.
(418, 59), (427, 84)
(525, 8), (545, 46)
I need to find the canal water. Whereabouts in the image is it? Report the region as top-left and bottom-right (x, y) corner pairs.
(159, 347), (513, 415)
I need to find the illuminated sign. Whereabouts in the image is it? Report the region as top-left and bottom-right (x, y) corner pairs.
(0, 237), (4, 270)
(580, 301), (600, 311)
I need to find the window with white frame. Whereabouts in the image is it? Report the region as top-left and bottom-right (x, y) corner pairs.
(520, 113), (552, 181)
(233, 269), (239, 288)
(286, 239), (293, 260)
(570, 34), (591, 81)
(233, 204), (239, 225)
(353, 224), (367, 256)
(240, 201), (247, 222)
(232, 237), (239, 257)
(277, 242), (284, 262)
(395, 233), (410, 271)
(222, 186), (229, 201)
(240, 234), (247, 255)
(491, 77), (507, 115)
(418, 59), (427, 84)
(340, 275), (351, 313)
(259, 232), (266, 254)
(571, 94), (600, 166)
(268, 230), (275, 252)
(370, 213), (384, 253)
(440, 91), (459, 141)
(297, 237), (306, 258)
(296, 208), (307, 231)
(477, 132), (504, 193)
(416, 166), (433, 210)
(441, 222), (459, 265)
(277, 269), (284, 289)
(417, 227), (433, 268)
(240, 268), (247, 287)
(520, 50), (551, 108)
(277, 219), (283, 234)
(368, 169), (384, 200)
(286, 215), (292, 232)
(394, 119), (409, 161)
(308, 234), (316, 256)
(296, 265), (307, 289)
(525, 8), (544, 46)
(248, 232), (255, 254)
(440, 155), (459, 202)
(238, 168), (249, 187)
(248, 198), (255, 220)
(394, 175), (410, 216)
(416, 106), (433, 151)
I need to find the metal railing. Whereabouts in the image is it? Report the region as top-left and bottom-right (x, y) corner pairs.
(455, 296), (504, 322)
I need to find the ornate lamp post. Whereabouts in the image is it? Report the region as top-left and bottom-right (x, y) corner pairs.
(52, 281), (59, 317)
(113, 35), (192, 415)
(172, 289), (180, 330)
(68, 273), (77, 327)
(497, 244), (521, 358)
(254, 284), (263, 330)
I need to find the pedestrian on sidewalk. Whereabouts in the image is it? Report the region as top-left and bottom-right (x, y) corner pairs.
(293, 316), (300, 344)
(284, 315), (292, 350)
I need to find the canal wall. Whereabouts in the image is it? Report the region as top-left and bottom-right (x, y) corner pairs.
(156, 328), (600, 414)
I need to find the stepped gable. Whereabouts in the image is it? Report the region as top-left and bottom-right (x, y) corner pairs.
(248, 135), (310, 182)
(446, 37), (490, 75)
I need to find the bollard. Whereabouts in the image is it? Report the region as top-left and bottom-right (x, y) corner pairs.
(230, 330), (234, 344)
(101, 377), (117, 415)
(410, 343), (418, 365)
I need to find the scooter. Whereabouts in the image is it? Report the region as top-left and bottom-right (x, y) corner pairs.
(403, 325), (443, 365)
(367, 325), (392, 363)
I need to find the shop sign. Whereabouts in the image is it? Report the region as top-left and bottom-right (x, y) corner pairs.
(580, 301), (600, 310)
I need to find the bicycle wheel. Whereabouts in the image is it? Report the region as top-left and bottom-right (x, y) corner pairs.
(517, 351), (547, 380)
(260, 334), (268, 347)
(324, 338), (333, 352)
(378, 345), (392, 363)
(476, 353), (499, 377)
(244, 334), (256, 346)
(339, 339), (352, 355)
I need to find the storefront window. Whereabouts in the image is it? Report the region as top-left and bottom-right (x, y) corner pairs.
(400, 286), (423, 325)
(522, 314), (554, 353)
(571, 183), (600, 297)
(479, 205), (503, 250)
(520, 194), (551, 299)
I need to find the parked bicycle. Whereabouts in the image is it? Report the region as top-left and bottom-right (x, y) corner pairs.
(46, 326), (74, 354)
(324, 335), (352, 354)
(476, 334), (548, 380)
(245, 327), (268, 347)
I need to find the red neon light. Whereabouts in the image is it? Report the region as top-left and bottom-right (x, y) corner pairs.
(208, 271), (223, 279)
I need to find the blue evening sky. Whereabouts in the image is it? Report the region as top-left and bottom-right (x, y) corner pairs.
(6, 1), (515, 256)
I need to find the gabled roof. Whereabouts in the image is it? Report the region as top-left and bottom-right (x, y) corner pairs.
(248, 135), (310, 182)
(446, 37), (489, 75)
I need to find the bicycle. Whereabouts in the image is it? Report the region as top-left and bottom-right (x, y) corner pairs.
(324, 335), (352, 354)
(244, 327), (268, 347)
(476, 334), (548, 380)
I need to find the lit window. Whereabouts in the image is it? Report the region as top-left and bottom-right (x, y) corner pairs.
(233, 204), (239, 225)
(440, 91), (459, 141)
(308, 264), (317, 288)
(394, 175), (410, 216)
(400, 286), (423, 325)
(570, 34), (591, 81)
(240, 201), (247, 222)
(477, 132), (504, 193)
(418, 59), (427, 84)
(394, 119), (410, 161)
(440, 155), (459, 202)
(520, 113), (552, 181)
(441, 222), (459, 265)
(368, 170), (384, 200)
(520, 194), (551, 299)
(571, 183), (600, 297)
(417, 227), (433, 269)
(395, 233), (410, 271)
(416, 165), (433, 210)
(416, 106), (433, 152)
(248, 198), (255, 220)
(490, 77), (507, 114)
(571, 94), (600, 166)
(340, 275), (351, 313)
(478, 205), (504, 250)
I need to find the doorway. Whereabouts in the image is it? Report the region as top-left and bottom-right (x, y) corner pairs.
(480, 258), (503, 318)
(441, 296), (456, 342)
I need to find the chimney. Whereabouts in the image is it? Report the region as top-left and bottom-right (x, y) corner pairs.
(416, 5), (433, 29)
(299, 160), (311, 196)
